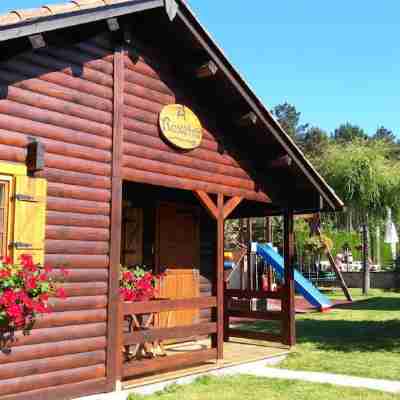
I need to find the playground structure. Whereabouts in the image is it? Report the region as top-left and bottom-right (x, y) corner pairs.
(225, 214), (353, 314)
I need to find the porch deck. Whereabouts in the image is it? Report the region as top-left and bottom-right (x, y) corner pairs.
(123, 339), (289, 390)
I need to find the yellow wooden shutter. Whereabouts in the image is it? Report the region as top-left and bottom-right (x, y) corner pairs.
(12, 176), (47, 265)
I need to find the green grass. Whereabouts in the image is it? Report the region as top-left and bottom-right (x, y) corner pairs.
(241, 288), (400, 380)
(127, 375), (400, 400)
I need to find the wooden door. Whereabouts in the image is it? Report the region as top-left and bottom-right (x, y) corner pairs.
(156, 202), (200, 327)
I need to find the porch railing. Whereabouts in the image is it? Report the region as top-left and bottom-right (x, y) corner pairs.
(119, 297), (217, 380)
(224, 288), (284, 343)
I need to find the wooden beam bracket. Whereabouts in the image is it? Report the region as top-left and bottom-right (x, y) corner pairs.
(165, 0), (178, 21)
(223, 196), (243, 219)
(267, 155), (292, 169)
(28, 34), (46, 49)
(237, 111), (258, 127)
(194, 190), (219, 220)
(196, 60), (218, 78)
(107, 17), (120, 32)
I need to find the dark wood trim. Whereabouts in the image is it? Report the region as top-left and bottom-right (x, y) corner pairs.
(223, 196), (243, 219)
(228, 329), (281, 343)
(282, 209), (296, 346)
(225, 289), (282, 300)
(123, 348), (217, 378)
(122, 297), (217, 314)
(106, 45), (125, 390)
(227, 310), (282, 321)
(124, 322), (217, 345)
(0, 0), (164, 42)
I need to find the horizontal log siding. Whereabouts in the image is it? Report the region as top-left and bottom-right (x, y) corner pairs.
(0, 34), (112, 397)
(121, 52), (269, 202)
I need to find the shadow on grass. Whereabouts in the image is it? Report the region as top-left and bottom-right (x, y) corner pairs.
(333, 296), (400, 311)
(236, 297), (400, 354)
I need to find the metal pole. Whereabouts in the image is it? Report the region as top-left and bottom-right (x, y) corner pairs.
(362, 221), (370, 295)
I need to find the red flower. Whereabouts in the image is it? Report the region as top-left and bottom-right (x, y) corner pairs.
(39, 293), (49, 302)
(56, 287), (67, 299)
(0, 268), (10, 279)
(38, 272), (48, 282)
(2, 256), (12, 264)
(44, 264), (53, 274)
(33, 301), (49, 314)
(123, 271), (134, 282)
(6, 304), (23, 319)
(20, 254), (37, 272)
(0, 290), (17, 307)
(26, 276), (37, 290)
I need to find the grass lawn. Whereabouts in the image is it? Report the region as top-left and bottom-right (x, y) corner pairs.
(242, 288), (400, 380)
(127, 375), (400, 400)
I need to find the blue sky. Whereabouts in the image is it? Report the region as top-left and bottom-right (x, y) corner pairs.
(1, 1), (399, 137)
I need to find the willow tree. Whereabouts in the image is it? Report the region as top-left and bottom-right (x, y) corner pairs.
(313, 139), (400, 294)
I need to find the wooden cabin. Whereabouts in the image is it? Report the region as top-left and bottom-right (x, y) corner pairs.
(0, 1), (344, 399)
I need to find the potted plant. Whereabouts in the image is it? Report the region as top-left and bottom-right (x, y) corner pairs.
(119, 265), (161, 302)
(0, 254), (67, 353)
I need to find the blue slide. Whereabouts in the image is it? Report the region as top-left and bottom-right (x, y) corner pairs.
(256, 243), (332, 311)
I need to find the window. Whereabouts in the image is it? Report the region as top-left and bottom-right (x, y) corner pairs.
(0, 163), (47, 265)
(0, 177), (11, 259)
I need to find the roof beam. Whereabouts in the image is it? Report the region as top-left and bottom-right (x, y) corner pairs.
(196, 60), (218, 78)
(28, 33), (46, 49)
(237, 112), (258, 127)
(0, 0), (164, 42)
(176, 7), (341, 211)
(267, 155), (292, 169)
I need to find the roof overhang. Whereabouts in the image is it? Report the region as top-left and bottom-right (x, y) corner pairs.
(0, 0), (344, 213)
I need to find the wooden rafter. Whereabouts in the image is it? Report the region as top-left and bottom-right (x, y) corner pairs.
(194, 190), (218, 220)
(223, 196), (243, 220)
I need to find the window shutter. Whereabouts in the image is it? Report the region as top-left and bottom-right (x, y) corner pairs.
(12, 176), (47, 265)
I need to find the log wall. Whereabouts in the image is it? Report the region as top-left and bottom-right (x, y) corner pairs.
(120, 45), (269, 203)
(0, 33), (113, 399)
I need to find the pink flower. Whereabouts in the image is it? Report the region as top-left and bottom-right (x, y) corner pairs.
(60, 268), (69, 278)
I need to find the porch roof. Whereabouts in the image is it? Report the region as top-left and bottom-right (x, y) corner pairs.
(0, 0), (344, 214)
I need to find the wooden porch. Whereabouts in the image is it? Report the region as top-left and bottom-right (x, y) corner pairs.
(123, 339), (289, 390)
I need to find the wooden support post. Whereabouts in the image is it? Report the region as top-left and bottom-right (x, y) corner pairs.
(216, 193), (224, 359)
(247, 218), (253, 291)
(282, 209), (296, 347)
(223, 281), (229, 342)
(106, 46), (124, 391)
(194, 191), (242, 359)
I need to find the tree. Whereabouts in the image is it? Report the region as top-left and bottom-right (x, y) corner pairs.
(333, 123), (368, 143)
(315, 139), (400, 294)
(373, 126), (396, 144)
(272, 102), (308, 142)
(301, 126), (330, 157)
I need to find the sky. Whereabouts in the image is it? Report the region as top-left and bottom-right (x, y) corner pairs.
(0, 0), (399, 137)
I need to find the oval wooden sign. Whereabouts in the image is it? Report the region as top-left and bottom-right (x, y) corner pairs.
(159, 104), (203, 150)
